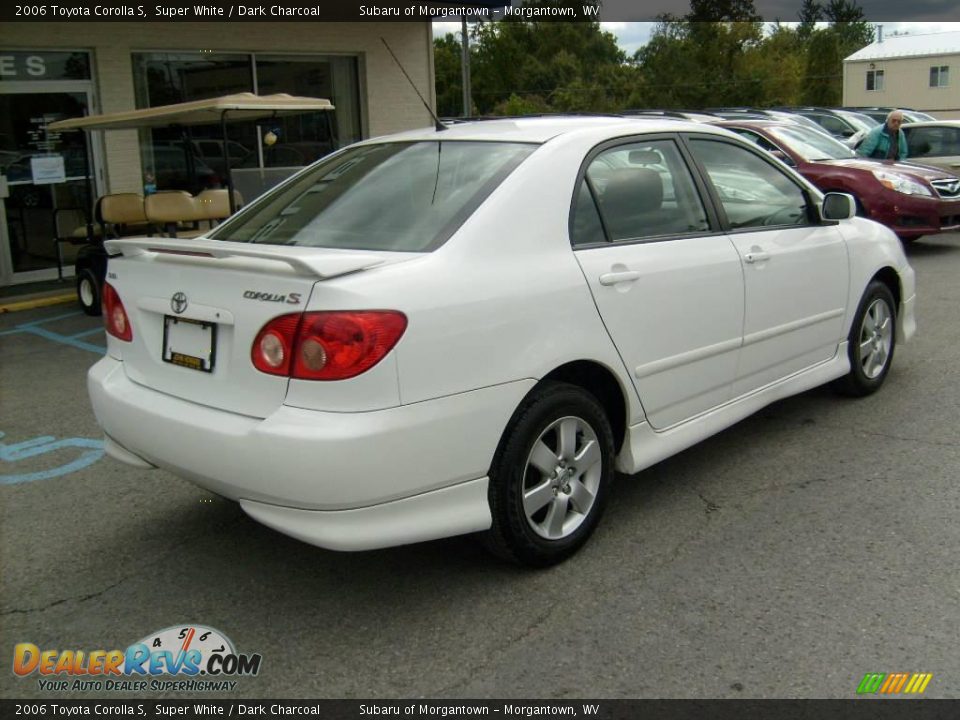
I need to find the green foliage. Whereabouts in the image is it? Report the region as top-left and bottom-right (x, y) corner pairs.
(434, 33), (464, 117)
(432, 0), (875, 115)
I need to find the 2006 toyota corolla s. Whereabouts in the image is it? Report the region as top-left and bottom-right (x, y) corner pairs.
(88, 117), (916, 566)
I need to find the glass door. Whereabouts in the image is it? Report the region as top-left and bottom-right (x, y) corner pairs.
(0, 84), (97, 285)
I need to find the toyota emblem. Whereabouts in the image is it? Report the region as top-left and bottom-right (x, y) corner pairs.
(171, 292), (188, 314)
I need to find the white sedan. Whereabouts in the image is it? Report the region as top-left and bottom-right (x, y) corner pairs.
(88, 117), (915, 566)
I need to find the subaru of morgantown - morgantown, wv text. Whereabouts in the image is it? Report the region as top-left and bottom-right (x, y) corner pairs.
(88, 117), (916, 566)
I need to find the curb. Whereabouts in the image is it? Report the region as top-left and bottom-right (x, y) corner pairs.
(0, 293), (76, 314)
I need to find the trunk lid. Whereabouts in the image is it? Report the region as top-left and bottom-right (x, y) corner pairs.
(103, 238), (408, 418)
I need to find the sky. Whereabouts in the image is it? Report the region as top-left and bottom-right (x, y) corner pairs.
(433, 21), (960, 57)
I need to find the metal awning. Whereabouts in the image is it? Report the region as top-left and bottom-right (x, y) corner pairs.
(47, 93), (334, 132)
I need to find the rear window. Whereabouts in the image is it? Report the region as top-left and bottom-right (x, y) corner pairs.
(212, 141), (536, 251)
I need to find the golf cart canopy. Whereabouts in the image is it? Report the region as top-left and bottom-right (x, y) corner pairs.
(46, 93), (334, 132)
(47, 92), (335, 216)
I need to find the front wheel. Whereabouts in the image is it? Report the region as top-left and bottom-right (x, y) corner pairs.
(483, 382), (614, 567)
(833, 281), (896, 396)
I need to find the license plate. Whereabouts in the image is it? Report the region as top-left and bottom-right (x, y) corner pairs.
(162, 316), (216, 372)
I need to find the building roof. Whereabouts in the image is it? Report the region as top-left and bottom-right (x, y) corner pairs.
(845, 31), (960, 63)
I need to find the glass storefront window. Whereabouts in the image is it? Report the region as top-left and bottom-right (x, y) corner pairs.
(132, 52), (361, 195)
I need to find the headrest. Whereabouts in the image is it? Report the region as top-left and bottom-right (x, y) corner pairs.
(98, 193), (147, 225)
(600, 168), (664, 217)
(145, 190), (201, 223)
(194, 188), (243, 220)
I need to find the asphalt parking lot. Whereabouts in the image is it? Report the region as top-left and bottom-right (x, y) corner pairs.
(1, 234), (958, 701)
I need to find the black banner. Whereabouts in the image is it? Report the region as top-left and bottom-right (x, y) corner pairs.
(1, 0), (958, 23)
(2, 700), (960, 720)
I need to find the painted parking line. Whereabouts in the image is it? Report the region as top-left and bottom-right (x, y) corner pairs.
(0, 311), (105, 354)
(0, 431), (105, 484)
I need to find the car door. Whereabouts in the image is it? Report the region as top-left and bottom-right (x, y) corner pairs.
(685, 137), (849, 398)
(572, 136), (745, 430)
(904, 125), (960, 173)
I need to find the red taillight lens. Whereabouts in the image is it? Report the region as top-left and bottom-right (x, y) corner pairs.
(251, 314), (301, 376)
(251, 311), (407, 381)
(102, 282), (133, 342)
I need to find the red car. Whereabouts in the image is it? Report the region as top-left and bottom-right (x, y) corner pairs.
(716, 120), (960, 241)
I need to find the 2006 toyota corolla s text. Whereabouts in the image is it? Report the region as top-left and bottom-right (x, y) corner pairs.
(88, 117), (916, 566)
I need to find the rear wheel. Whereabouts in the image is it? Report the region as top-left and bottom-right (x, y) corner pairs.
(77, 268), (102, 316)
(483, 382), (614, 567)
(833, 281), (896, 396)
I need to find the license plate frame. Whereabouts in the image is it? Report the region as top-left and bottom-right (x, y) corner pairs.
(162, 315), (217, 373)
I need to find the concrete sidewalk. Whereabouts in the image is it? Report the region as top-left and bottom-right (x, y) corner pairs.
(0, 279), (76, 313)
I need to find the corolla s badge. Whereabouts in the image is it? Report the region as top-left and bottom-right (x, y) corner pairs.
(171, 292), (188, 314)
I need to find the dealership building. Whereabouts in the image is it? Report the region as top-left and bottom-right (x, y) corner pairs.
(0, 22), (436, 288)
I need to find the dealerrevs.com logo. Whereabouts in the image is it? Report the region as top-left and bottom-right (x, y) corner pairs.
(13, 625), (262, 692)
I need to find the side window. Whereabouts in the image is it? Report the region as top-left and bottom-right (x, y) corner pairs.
(814, 115), (848, 136)
(906, 127), (938, 157)
(577, 139), (709, 242)
(689, 139), (811, 230)
(570, 182), (606, 247)
(731, 129), (781, 154)
(944, 128), (960, 156)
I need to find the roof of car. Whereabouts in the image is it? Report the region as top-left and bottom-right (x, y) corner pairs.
(362, 115), (718, 144)
(901, 120), (960, 128)
(711, 119), (794, 130)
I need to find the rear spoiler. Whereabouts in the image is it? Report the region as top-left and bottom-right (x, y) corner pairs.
(104, 238), (386, 279)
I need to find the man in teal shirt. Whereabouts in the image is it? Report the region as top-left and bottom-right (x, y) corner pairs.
(857, 110), (909, 160)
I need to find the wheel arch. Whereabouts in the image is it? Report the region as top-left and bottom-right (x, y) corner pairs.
(871, 266), (902, 309)
(540, 360), (629, 453)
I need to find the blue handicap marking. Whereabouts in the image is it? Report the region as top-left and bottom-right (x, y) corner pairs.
(0, 431), (105, 485)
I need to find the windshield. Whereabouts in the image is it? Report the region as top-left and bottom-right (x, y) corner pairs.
(767, 125), (856, 161)
(212, 140), (536, 251)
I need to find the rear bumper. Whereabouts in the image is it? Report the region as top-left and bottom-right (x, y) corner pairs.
(89, 357), (534, 549)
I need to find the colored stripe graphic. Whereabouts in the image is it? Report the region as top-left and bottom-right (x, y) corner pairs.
(858, 672), (932, 695)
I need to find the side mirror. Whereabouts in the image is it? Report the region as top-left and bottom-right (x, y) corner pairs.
(822, 192), (856, 221)
(770, 149), (796, 167)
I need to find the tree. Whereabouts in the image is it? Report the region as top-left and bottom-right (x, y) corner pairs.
(434, 33), (463, 117)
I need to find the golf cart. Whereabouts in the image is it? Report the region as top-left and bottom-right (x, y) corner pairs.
(47, 93), (335, 315)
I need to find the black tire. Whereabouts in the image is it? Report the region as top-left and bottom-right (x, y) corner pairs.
(833, 281), (897, 397)
(77, 268), (102, 316)
(483, 382), (614, 567)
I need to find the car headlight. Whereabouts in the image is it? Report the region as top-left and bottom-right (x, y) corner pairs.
(871, 169), (934, 197)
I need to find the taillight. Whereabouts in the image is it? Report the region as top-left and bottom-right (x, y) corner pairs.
(252, 311), (407, 381)
(251, 314), (301, 376)
(102, 282), (133, 342)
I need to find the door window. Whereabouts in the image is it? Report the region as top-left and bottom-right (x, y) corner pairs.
(689, 139), (811, 230)
(574, 139), (709, 243)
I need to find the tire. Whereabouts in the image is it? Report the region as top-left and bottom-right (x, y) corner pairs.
(483, 382), (614, 567)
(833, 281), (896, 397)
(77, 268), (102, 316)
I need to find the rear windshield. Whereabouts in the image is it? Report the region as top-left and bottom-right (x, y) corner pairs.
(212, 141), (536, 251)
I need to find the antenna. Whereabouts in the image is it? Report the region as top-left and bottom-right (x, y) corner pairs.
(381, 37), (447, 132)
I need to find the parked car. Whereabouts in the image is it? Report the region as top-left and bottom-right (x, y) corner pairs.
(708, 108), (827, 132)
(717, 119), (960, 241)
(88, 117), (915, 566)
(849, 107), (936, 124)
(902, 120), (960, 174)
(777, 108), (878, 147)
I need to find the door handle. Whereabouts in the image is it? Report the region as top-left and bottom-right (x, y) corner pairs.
(744, 250), (770, 264)
(599, 271), (641, 286)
